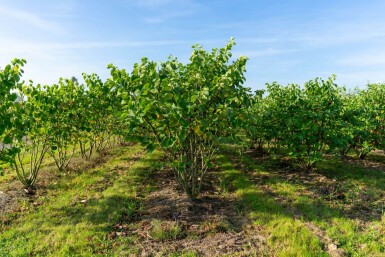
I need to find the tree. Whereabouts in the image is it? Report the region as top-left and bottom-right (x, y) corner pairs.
(12, 84), (50, 189)
(43, 79), (84, 170)
(109, 39), (252, 199)
(264, 76), (344, 170)
(0, 59), (26, 174)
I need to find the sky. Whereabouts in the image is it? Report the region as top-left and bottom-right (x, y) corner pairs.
(1, 0), (385, 91)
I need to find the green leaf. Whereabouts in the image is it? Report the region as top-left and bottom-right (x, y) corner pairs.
(160, 138), (174, 148)
(3, 135), (12, 144)
(146, 143), (156, 153)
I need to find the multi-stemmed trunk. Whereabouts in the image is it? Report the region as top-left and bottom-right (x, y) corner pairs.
(13, 137), (50, 191)
(173, 133), (217, 200)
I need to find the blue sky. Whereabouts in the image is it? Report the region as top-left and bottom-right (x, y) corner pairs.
(1, 0), (385, 90)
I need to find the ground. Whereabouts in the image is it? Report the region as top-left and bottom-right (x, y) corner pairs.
(0, 144), (384, 256)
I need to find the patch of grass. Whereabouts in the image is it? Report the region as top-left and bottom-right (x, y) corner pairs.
(367, 151), (385, 164)
(232, 145), (385, 256)
(219, 176), (231, 194)
(318, 158), (385, 189)
(218, 147), (328, 257)
(197, 219), (234, 235)
(2, 142), (384, 256)
(148, 219), (183, 241)
(0, 144), (162, 257)
(0, 141), (105, 187)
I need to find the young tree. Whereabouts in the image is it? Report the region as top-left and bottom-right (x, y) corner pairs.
(0, 59), (26, 174)
(109, 39), (252, 199)
(83, 73), (117, 154)
(265, 76), (344, 170)
(12, 84), (50, 189)
(245, 90), (272, 151)
(43, 79), (84, 171)
(362, 84), (385, 152)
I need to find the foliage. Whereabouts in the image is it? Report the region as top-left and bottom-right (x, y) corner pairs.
(245, 89), (272, 150)
(109, 38), (252, 198)
(337, 84), (385, 159)
(2, 43), (385, 191)
(253, 76), (344, 170)
(41, 79), (84, 170)
(12, 84), (50, 189)
(83, 73), (119, 154)
(361, 84), (385, 151)
(0, 59), (26, 174)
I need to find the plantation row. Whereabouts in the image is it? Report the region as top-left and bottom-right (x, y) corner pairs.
(249, 76), (385, 170)
(1, 39), (385, 199)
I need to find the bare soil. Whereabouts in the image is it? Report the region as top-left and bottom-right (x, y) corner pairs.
(0, 190), (14, 214)
(110, 168), (268, 256)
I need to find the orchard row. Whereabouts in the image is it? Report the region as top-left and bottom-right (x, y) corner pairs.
(1, 39), (384, 199)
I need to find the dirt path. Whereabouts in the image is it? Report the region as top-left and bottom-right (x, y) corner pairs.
(112, 167), (267, 256)
(0, 191), (12, 213)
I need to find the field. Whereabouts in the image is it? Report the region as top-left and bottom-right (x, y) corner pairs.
(1, 143), (384, 257)
(1, 41), (385, 257)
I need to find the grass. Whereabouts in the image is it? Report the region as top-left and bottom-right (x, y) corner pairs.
(148, 219), (183, 241)
(1, 143), (384, 256)
(0, 144), (161, 257)
(217, 147), (328, 257)
(0, 140), (107, 185)
(221, 145), (385, 256)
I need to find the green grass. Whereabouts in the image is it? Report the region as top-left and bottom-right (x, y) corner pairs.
(223, 145), (385, 256)
(218, 147), (328, 257)
(1, 143), (384, 256)
(0, 140), (106, 185)
(148, 219), (183, 241)
(0, 144), (161, 257)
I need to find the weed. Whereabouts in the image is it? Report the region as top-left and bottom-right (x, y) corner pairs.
(148, 219), (183, 241)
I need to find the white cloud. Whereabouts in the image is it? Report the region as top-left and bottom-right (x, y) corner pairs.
(0, 5), (64, 35)
(222, 15), (385, 49)
(0, 39), (188, 53)
(339, 52), (385, 66)
(0, 38), (192, 85)
(336, 71), (385, 87)
(291, 20), (385, 47)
